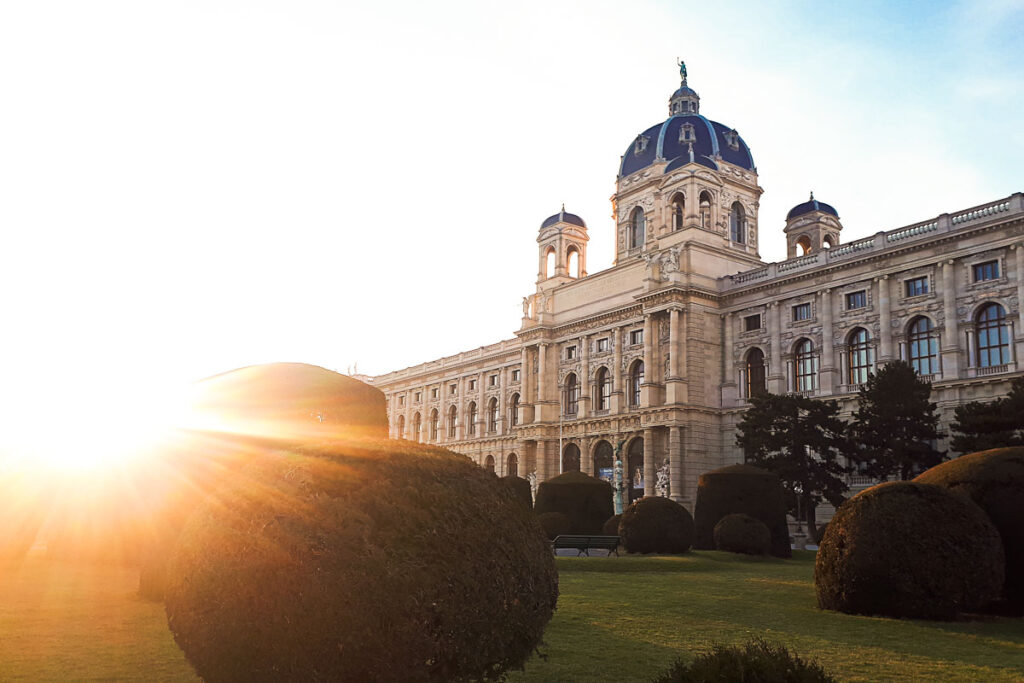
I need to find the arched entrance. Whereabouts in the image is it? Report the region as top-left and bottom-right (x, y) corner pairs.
(593, 440), (613, 482)
(506, 452), (518, 477)
(627, 437), (644, 502)
(562, 443), (581, 473)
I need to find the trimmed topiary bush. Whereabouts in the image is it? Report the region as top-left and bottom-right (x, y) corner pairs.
(537, 512), (572, 540)
(500, 475), (533, 509)
(694, 464), (791, 558)
(619, 496), (694, 554)
(602, 514), (622, 536)
(164, 440), (558, 683)
(713, 513), (771, 555)
(534, 471), (613, 535)
(652, 638), (836, 683)
(815, 481), (1004, 620)
(914, 447), (1024, 614)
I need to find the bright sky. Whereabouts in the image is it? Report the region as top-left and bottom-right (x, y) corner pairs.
(1, 0), (1022, 453)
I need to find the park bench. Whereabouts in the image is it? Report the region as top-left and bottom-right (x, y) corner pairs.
(551, 534), (620, 557)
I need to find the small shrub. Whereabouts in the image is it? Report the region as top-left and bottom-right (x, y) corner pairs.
(619, 497), (693, 554)
(534, 471), (613, 535)
(914, 446), (1024, 614)
(652, 638), (836, 683)
(602, 514), (622, 536)
(815, 481), (1003, 620)
(538, 512), (572, 540)
(165, 440), (558, 683)
(713, 513), (771, 555)
(694, 464), (791, 558)
(500, 475), (533, 509)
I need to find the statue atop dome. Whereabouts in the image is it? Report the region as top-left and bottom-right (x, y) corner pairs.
(677, 59), (687, 82)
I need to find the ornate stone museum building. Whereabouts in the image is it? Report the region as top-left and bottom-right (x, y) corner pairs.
(369, 65), (1024, 509)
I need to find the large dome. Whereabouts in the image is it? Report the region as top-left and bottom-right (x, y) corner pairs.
(619, 114), (756, 178)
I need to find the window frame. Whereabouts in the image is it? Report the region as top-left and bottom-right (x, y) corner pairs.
(847, 327), (872, 385)
(907, 316), (939, 376)
(744, 314), (761, 332)
(845, 290), (867, 310)
(792, 303), (811, 322)
(976, 303), (1009, 367)
(904, 276), (929, 298)
(972, 260), (1000, 283)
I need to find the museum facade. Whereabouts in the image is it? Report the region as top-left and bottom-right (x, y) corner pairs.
(369, 65), (1024, 509)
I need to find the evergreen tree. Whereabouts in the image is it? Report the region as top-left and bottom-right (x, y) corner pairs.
(851, 360), (945, 480)
(736, 392), (852, 536)
(950, 377), (1024, 453)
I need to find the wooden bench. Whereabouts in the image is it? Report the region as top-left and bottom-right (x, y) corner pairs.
(552, 534), (620, 557)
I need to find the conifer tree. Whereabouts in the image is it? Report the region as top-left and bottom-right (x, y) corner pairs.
(950, 376), (1024, 453)
(851, 360), (945, 480)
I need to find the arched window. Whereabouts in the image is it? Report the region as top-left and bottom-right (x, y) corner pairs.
(629, 360), (644, 406)
(484, 454), (495, 473)
(848, 327), (872, 385)
(509, 392), (520, 426)
(429, 409), (439, 441)
(506, 452), (518, 477)
(596, 367), (612, 411)
(564, 373), (579, 416)
(567, 248), (580, 278)
(699, 191), (712, 229)
(397, 414), (405, 438)
(976, 303), (1009, 367)
(593, 441), (614, 481)
(412, 412), (422, 442)
(671, 193), (685, 230)
(545, 247), (556, 278)
(745, 348), (766, 397)
(447, 405), (457, 438)
(730, 201), (745, 244)
(907, 317), (938, 376)
(562, 443), (581, 473)
(797, 235), (812, 256)
(467, 401), (477, 436)
(630, 207), (646, 249)
(823, 234), (836, 249)
(487, 397), (498, 432)
(795, 339), (816, 392)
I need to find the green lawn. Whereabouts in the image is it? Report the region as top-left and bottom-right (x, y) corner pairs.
(1, 551), (1021, 682)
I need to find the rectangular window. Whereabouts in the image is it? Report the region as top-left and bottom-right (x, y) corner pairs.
(905, 276), (929, 297)
(468, 380), (476, 391)
(565, 345), (577, 360)
(398, 395), (405, 406)
(792, 303), (811, 321)
(489, 374), (497, 387)
(511, 369), (520, 382)
(846, 290), (867, 310)
(630, 329), (644, 346)
(596, 337), (609, 352)
(973, 260), (999, 282)
(449, 384), (457, 395)
(430, 387), (438, 399)
(744, 314), (761, 332)
(414, 391), (422, 402)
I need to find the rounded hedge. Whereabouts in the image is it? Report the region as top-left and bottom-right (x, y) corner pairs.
(602, 514), (622, 536)
(164, 440), (558, 683)
(500, 475), (533, 509)
(652, 638), (836, 683)
(537, 512), (572, 540)
(914, 447), (1024, 614)
(619, 496), (694, 554)
(694, 464), (791, 558)
(815, 481), (1004, 620)
(713, 513), (771, 555)
(534, 471), (613, 535)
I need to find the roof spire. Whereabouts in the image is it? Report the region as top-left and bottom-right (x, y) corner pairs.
(560, 203), (565, 220)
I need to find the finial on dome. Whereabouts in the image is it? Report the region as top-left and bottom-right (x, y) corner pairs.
(560, 203), (565, 220)
(669, 59), (699, 115)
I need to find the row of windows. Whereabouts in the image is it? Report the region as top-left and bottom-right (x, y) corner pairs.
(398, 394), (524, 442)
(562, 361), (645, 415)
(628, 195), (748, 249)
(743, 304), (1011, 394)
(397, 370), (522, 406)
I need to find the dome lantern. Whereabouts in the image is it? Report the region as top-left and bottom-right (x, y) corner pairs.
(668, 59), (700, 115)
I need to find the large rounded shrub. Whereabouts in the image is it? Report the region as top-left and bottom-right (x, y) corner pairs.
(500, 475), (533, 509)
(815, 481), (1003, 620)
(534, 471), (613, 534)
(713, 513), (771, 555)
(694, 464), (791, 558)
(652, 638), (836, 683)
(914, 447), (1024, 614)
(619, 496), (694, 554)
(602, 514), (622, 536)
(537, 512), (572, 540)
(165, 440), (558, 683)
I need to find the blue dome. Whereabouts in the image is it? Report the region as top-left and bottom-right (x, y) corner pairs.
(540, 210), (586, 229)
(619, 114), (756, 178)
(786, 196), (839, 220)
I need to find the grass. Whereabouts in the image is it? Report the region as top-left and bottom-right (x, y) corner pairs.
(1, 551), (1021, 682)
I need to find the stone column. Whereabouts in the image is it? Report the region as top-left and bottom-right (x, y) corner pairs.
(768, 302), (785, 393)
(1016, 244), (1024, 363)
(498, 365), (506, 435)
(942, 259), (961, 378)
(537, 343), (548, 420)
(878, 276), (892, 363)
(819, 289), (835, 394)
(669, 426), (684, 505)
(643, 427), (655, 497)
(666, 307), (684, 404)
(612, 326), (624, 412)
(721, 312), (737, 406)
(580, 334), (590, 418)
(642, 314), (654, 406)
(479, 371), (487, 435)
(581, 437), (593, 475)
